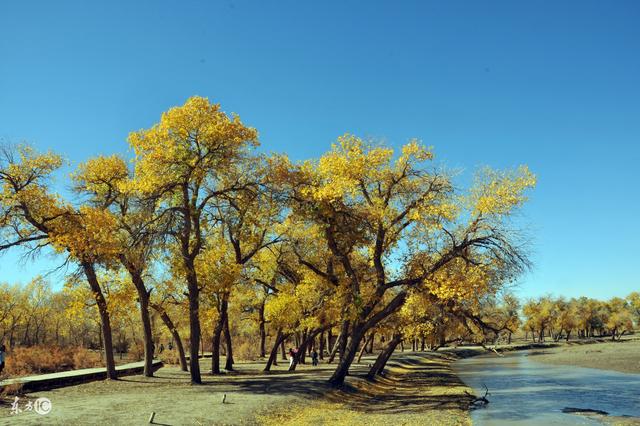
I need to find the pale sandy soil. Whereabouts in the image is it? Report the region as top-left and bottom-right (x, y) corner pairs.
(0, 352), (472, 426)
(525, 338), (640, 374)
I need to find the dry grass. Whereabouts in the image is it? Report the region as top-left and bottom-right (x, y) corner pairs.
(2, 346), (102, 377)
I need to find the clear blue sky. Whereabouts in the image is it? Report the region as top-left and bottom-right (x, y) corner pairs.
(1, 1), (638, 300)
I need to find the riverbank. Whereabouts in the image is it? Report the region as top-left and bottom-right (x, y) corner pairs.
(0, 352), (472, 425)
(525, 338), (640, 374)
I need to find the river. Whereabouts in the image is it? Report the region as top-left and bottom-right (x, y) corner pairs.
(454, 351), (640, 425)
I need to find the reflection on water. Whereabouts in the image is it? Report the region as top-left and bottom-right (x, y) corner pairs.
(454, 351), (640, 425)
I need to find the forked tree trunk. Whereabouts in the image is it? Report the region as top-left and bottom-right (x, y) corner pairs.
(82, 262), (117, 380)
(150, 302), (188, 371)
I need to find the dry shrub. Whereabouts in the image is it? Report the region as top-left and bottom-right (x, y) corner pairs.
(234, 340), (258, 361)
(129, 342), (145, 361)
(158, 350), (181, 366)
(0, 382), (24, 396)
(3, 346), (101, 377)
(72, 348), (102, 369)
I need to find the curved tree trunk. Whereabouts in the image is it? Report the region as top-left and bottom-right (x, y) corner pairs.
(150, 302), (188, 371)
(82, 262), (117, 380)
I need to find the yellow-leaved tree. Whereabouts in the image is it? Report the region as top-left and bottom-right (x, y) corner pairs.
(128, 96), (258, 383)
(274, 134), (535, 386)
(0, 144), (122, 378)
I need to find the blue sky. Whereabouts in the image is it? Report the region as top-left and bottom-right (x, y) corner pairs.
(1, 1), (638, 300)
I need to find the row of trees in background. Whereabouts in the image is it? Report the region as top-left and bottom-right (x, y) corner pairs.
(3, 275), (637, 377)
(521, 294), (640, 342)
(0, 96), (536, 386)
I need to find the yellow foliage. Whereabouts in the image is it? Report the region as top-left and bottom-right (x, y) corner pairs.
(72, 154), (129, 197)
(128, 96), (258, 194)
(470, 165), (536, 216)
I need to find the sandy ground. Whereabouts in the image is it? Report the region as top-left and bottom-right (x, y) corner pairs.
(0, 352), (472, 425)
(524, 338), (640, 374)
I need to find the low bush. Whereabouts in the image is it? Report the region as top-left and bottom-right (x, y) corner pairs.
(3, 346), (102, 377)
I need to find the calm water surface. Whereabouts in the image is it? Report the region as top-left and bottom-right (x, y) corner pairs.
(454, 351), (640, 425)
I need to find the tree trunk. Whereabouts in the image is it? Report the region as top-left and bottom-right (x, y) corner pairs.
(150, 302), (188, 371)
(211, 297), (228, 374)
(264, 330), (287, 371)
(319, 331), (325, 360)
(127, 268), (154, 377)
(357, 334), (373, 363)
(328, 320), (349, 364)
(184, 261), (202, 384)
(288, 327), (327, 371)
(82, 262), (117, 380)
(224, 315), (234, 371)
(299, 335), (307, 364)
(328, 326), (365, 387)
(258, 302), (266, 358)
(327, 329), (342, 363)
(281, 339), (287, 360)
(366, 333), (402, 380)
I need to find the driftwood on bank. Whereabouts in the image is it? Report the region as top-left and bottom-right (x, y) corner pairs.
(465, 384), (490, 408)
